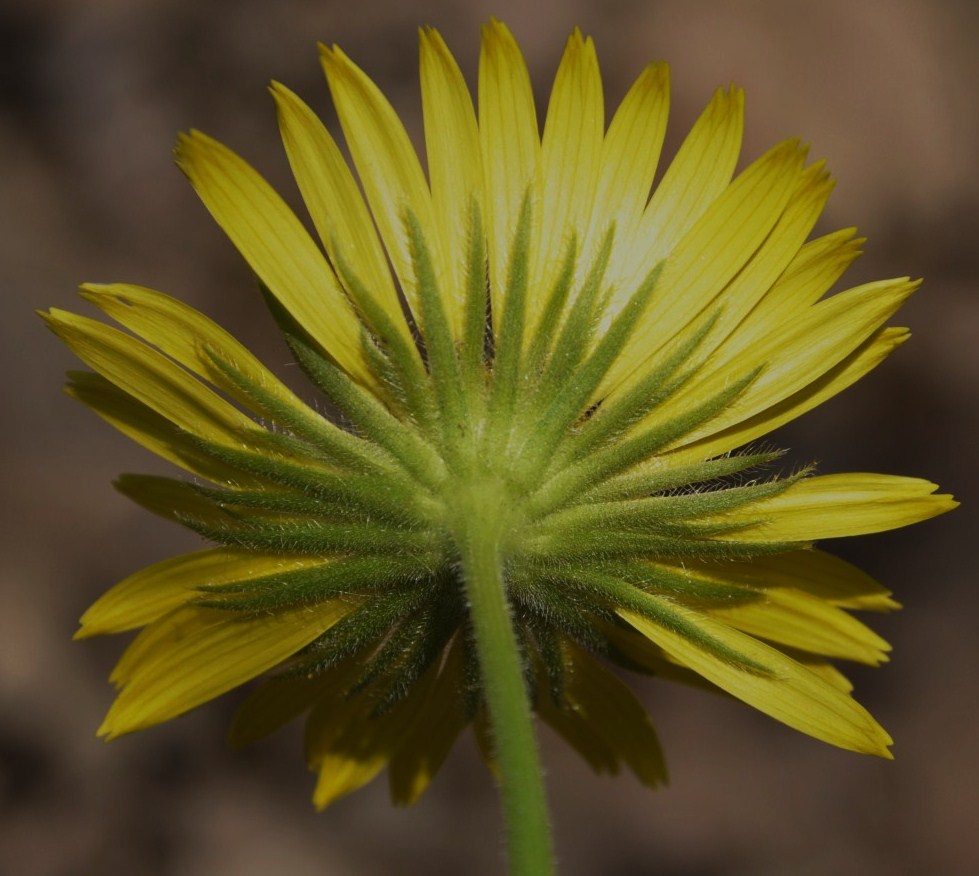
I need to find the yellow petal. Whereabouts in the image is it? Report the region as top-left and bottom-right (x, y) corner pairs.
(687, 549), (899, 612)
(792, 658), (855, 693)
(305, 663), (433, 809)
(174, 131), (371, 385)
(590, 62), (670, 287)
(600, 624), (725, 695)
(704, 589), (890, 665)
(303, 666), (386, 808)
(43, 309), (257, 446)
(420, 27), (483, 340)
(387, 639), (468, 805)
(478, 19), (540, 319)
(64, 371), (255, 485)
(742, 227), (865, 329)
(610, 139), (808, 392)
(710, 473), (958, 541)
(659, 278), (919, 446)
(686, 162), (835, 367)
(609, 620), (857, 694)
(79, 283), (333, 436)
(671, 325), (909, 462)
(311, 745), (388, 809)
(619, 603), (894, 756)
(113, 474), (234, 528)
(537, 687), (619, 775)
(321, 45), (454, 336)
(619, 86), (744, 288)
(538, 643), (667, 788)
(100, 599), (351, 738)
(271, 83), (410, 345)
(78, 550), (328, 639)
(229, 671), (337, 750)
(530, 29), (604, 326)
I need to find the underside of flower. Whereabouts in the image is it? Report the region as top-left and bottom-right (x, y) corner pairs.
(45, 21), (955, 816)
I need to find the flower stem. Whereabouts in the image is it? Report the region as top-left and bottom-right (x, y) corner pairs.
(454, 483), (555, 876)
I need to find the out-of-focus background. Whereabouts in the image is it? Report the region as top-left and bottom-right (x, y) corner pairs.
(2, 0), (976, 873)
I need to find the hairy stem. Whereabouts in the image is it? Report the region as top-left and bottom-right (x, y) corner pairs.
(452, 480), (555, 876)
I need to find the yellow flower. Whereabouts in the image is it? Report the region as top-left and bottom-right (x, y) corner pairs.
(45, 21), (955, 819)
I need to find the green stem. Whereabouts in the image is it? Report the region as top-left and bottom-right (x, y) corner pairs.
(453, 483), (555, 876)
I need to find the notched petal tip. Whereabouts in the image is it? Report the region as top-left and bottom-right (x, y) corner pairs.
(38, 308), (84, 341)
(267, 79), (291, 101)
(172, 129), (221, 183)
(636, 59), (671, 90)
(711, 83), (745, 110)
(480, 17), (521, 57)
(319, 41), (354, 76)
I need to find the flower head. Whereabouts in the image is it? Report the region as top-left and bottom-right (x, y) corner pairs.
(45, 21), (955, 812)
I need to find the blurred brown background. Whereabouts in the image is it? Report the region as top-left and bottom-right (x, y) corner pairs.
(2, 0), (976, 874)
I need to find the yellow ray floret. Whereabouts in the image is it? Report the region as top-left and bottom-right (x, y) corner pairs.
(710, 473), (958, 541)
(614, 85), (744, 291)
(619, 605), (893, 757)
(101, 598), (353, 739)
(571, 65), (669, 318)
(77, 550), (331, 639)
(321, 44), (457, 339)
(478, 19), (540, 320)
(419, 26), (484, 340)
(529, 29), (604, 327)
(174, 131), (373, 387)
(43, 309), (258, 447)
(271, 82), (411, 348)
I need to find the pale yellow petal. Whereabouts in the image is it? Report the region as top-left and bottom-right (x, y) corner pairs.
(174, 132), (371, 385)
(271, 83), (409, 343)
(529, 29), (604, 326)
(600, 624), (725, 695)
(628, 555), (890, 663)
(619, 604), (893, 756)
(64, 372), (256, 485)
(43, 310), (257, 447)
(79, 283), (335, 436)
(610, 620), (855, 695)
(618, 86), (744, 288)
(536, 685), (619, 775)
(608, 139), (808, 393)
(114, 474), (236, 528)
(745, 227), (865, 328)
(321, 45), (454, 335)
(623, 164), (833, 392)
(709, 473), (958, 541)
(658, 279), (919, 446)
(590, 62), (670, 286)
(78, 549), (326, 638)
(100, 599), (351, 738)
(305, 661), (439, 809)
(478, 19), (540, 318)
(306, 688), (388, 808)
(420, 27), (483, 339)
(685, 162), (835, 367)
(669, 326), (909, 462)
(703, 589), (890, 665)
(312, 749), (388, 809)
(686, 549), (899, 612)
(794, 659), (855, 693)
